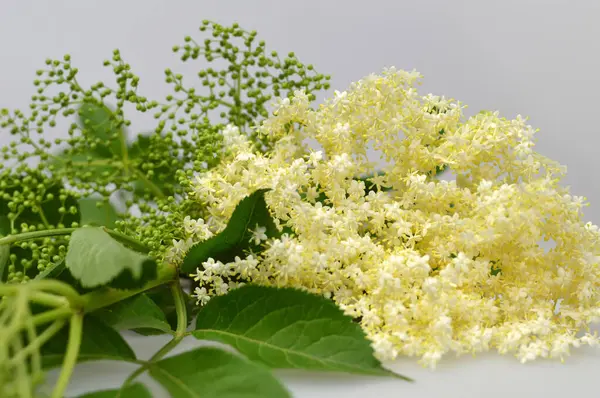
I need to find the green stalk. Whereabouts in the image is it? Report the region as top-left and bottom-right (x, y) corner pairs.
(8, 262), (177, 334)
(0, 227), (151, 254)
(37, 206), (51, 229)
(24, 302), (43, 378)
(119, 132), (130, 174)
(172, 281), (188, 338)
(10, 294), (32, 397)
(32, 280), (85, 307)
(118, 280), (188, 396)
(13, 332), (32, 397)
(27, 291), (70, 308)
(51, 312), (83, 398)
(32, 306), (73, 326)
(8, 319), (67, 365)
(0, 228), (77, 246)
(0, 287), (68, 308)
(0, 280), (84, 308)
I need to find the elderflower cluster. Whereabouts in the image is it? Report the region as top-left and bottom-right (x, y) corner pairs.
(178, 67), (600, 368)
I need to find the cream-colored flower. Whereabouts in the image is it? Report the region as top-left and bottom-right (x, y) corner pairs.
(180, 67), (600, 367)
(250, 224), (268, 245)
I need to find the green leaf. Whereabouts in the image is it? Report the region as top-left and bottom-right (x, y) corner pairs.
(0, 215), (10, 281)
(78, 101), (126, 158)
(76, 383), (151, 398)
(79, 197), (119, 228)
(138, 284), (195, 335)
(33, 262), (94, 295)
(0, 244), (8, 281)
(42, 315), (136, 368)
(128, 134), (152, 158)
(94, 293), (172, 334)
(0, 214), (10, 236)
(148, 347), (290, 398)
(432, 164), (448, 176)
(34, 260), (65, 280)
(65, 226), (157, 289)
(193, 285), (410, 380)
(180, 189), (278, 274)
(490, 260), (502, 276)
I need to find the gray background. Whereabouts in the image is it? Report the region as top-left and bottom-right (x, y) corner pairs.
(2, 0), (599, 397)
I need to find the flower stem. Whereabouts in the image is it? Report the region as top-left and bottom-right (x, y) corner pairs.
(51, 312), (83, 398)
(27, 291), (70, 308)
(0, 280), (84, 308)
(172, 281), (188, 338)
(0, 287), (66, 308)
(13, 329), (32, 397)
(34, 280), (85, 307)
(0, 226), (151, 254)
(32, 306), (73, 326)
(119, 130), (130, 174)
(118, 280), (188, 396)
(0, 228), (77, 246)
(9, 319), (67, 365)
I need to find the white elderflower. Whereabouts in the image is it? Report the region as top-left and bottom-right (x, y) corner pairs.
(174, 68), (600, 367)
(250, 224), (268, 245)
(193, 287), (211, 306)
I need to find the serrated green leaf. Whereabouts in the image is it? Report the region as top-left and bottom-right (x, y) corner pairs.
(94, 293), (172, 334)
(76, 383), (151, 398)
(65, 227), (156, 288)
(148, 347), (290, 398)
(180, 189), (278, 274)
(42, 315), (136, 368)
(193, 285), (410, 380)
(79, 197), (119, 228)
(78, 101), (126, 158)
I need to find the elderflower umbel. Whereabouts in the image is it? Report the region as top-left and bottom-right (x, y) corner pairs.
(179, 67), (600, 368)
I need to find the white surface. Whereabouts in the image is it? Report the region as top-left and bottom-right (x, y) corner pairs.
(45, 328), (600, 397)
(3, 0), (600, 396)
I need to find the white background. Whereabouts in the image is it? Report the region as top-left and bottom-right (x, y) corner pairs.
(1, 0), (599, 397)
